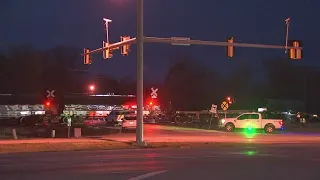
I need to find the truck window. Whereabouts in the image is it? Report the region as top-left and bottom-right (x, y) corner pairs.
(250, 114), (259, 119)
(237, 114), (250, 120)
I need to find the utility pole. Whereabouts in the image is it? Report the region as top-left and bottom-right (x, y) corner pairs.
(136, 0), (145, 146)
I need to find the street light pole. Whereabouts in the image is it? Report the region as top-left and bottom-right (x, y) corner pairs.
(136, 0), (145, 145)
(285, 17), (290, 54)
(103, 18), (112, 44)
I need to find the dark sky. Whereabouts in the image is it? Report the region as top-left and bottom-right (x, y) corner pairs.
(1, 0), (319, 83)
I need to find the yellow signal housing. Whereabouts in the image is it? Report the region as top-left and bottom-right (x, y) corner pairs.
(121, 36), (131, 56)
(289, 40), (302, 60)
(227, 37), (234, 58)
(83, 48), (92, 65)
(103, 41), (113, 59)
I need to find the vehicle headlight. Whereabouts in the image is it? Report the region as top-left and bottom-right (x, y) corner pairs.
(221, 119), (225, 124)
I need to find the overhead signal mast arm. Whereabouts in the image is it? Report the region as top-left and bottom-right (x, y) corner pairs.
(144, 37), (302, 50)
(81, 37), (137, 56)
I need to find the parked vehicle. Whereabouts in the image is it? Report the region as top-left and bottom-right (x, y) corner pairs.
(122, 114), (137, 132)
(106, 110), (135, 126)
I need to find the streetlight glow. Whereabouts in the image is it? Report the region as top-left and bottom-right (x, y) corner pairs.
(89, 84), (95, 91)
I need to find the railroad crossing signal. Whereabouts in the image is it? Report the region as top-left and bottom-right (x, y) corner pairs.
(227, 37), (234, 58)
(46, 90), (55, 99)
(83, 48), (92, 65)
(221, 101), (229, 111)
(44, 100), (52, 108)
(150, 87), (158, 99)
(226, 96), (234, 104)
(121, 36), (131, 56)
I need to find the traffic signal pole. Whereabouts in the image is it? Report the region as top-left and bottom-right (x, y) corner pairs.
(136, 0), (145, 146)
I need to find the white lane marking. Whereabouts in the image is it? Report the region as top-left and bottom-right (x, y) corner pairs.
(128, 170), (168, 180)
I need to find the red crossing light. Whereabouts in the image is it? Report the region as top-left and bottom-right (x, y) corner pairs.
(45, 101), (51, 107)
(226, 96), (233, 104)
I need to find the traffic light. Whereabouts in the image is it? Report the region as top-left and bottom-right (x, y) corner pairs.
(288, 40), (302, 60)
(226, 37), (234, 58)
(83, 48), (92, 65)
(103, 41), (113, 59)
(120, 36), (131, 56)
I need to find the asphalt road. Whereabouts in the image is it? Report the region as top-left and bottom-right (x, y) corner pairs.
(1, 124), (320, 145)
(1, 144), (320, 180)
(104, 124), (320, 144)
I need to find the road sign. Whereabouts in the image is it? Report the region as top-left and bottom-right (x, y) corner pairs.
(171, 37), (191, 46)
(150, 87), (158, 99)
(210, 104), (217, 113)
(46, 90), (55, 99)
(221, 101), (229, 111)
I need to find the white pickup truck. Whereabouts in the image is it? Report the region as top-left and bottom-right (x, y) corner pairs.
(218, 112), (283, 133)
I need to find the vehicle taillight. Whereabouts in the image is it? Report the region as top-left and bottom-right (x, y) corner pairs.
(279, 121), (283, 125)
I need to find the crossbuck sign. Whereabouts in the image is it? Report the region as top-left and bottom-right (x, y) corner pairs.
(46, 90), (55, 99)
(150, 87), (158, 99)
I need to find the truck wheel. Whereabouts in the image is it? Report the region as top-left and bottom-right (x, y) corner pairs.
(225, 123), (235, 132)
(264, 124), (275, 133)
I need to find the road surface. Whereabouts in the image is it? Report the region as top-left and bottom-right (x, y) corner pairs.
(105, 124), (320, 144)
(1, 144), (319, 180)
(1, 124), (320, 145)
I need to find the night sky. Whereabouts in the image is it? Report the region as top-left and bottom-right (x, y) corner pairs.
(1, 0), (319, 83)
